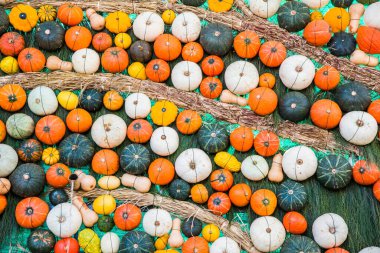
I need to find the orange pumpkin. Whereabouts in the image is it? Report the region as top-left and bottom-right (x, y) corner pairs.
(310, 99), (342, 129)
(208, 192), (231, 215)
(0, 84), (27, 112)
(229, 183), (252, 207)
(182, 42), (204, 63)
(0, 195), (6, 215)
(200, 77), (223, 99)
(101, 47), (129, 73)
(254, 130), (280, 157)
(15, 197), (49, 228)
(35, 115), (66, 145)
(103, 90), (124, 110)
(191, 184), (209, 204)
(234, 30), (261, 59)
(66, 108), (93, 133)
(92, 149), (119, 175)
(230, 126), (254, 152)
(210, 169), (234, 192)
(250, 189), (277, 216)
(145, 59), (170, 83)
(303, 20), (332, 47)
(127, 119), (153, 143)
(154, 34), (182, 62)
(282, 211), (307, 235)
(176, 110), (202, 135)
(0, 32), (25, 56)
(201, 55), (224, 76)
(17, 48), (46, 72)
(373, 180), (380, 202)
(65, 26), (92, 51)
(0, 120), (6, 143)
(114, 203), (142, 231)
(92, 32), (113, 52)
(148, 158), (175, 185)
(259, 73), (276, 89)
(46, 163), (71, 188)
(325, 248), (350, 253)
(357, 26), (380, 55)
(248, 87), (278, 116)
(57, 3), (83, 26)
(259, 41), (287, 67)
(182, 236), (209, 253)
(368, 100), (380, 124)
(353, 160), (380, 186)
(314, 66), (340, 91)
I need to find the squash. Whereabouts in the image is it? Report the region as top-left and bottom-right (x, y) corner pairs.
(359, 247), (380, 253)
(282, 211), (308, 235)
(200, 77), (223, 99)
(6, 113), (34, 139)
(197, 123), (229, 153)
(81, 175), (96, 191)
(86, 8), (105, 31)
(175, 148), (212, 183)
(332, 0), (354, 8)
(93, 194), (116, 215)
(233, 30), (260, 59)
(0, 56), (18, 74)
(0, 178), (10, 195)
(98, 215), (115, 232)
(54, 238), (80, 253)
(18, 47), (46, 72)
(259, 73), (276, 88)
(57, 3), (83, 26)
(72, 196), (98, 227)
(259, 41), (287, 67)
(114, 203), (142, 231)
(210, 169), (234, 192)
(208, 0), (233, 12)
(125, 92), (151, 119)
(130, 40), (153, 63)
(46, 202), (82, 237)
(114, 33), (131, 49)
(65, 26), (92, 51)
(59, 134), (95, 168)
(0, 7), (9, 35)
(176, 110), (202, 135)
(182, 0), (206, 6)
(373, 180), (380, 202)
(191, 184), (209, 204)
(210, 237), (240, 253)
(317, 155), (352, 190)
(46, 55), (73, 71)
(335, 82), (371, 112)
(278, 91), (310, 122)
(220, 90), (248, 106)
(0, 120), (5, 143)
(202, 224), (220, 243)
(28, 86), (58, 116)
(101, 232), (120, 253)
(349, 4), (365, 33)
(169, 179), (191, 200)
(128, 62), (147, 80)
(339, 111), (378, 145)
(303, 20), (331, 46)
(103, 90), (124, 111)
(35, 115), (66, 145)
(172, 12), (201, 43)
(282, 145), (318, 181)
(121, 173), (151, 193)
(37, 5), (56, 23)
(357, 26), (380, 54)
(277, 1), (311, 32)
(0, 84), (26, 112)
(229, 183), (252, 207)
(92, 32), (112, 52)
(200, 23), (233, 56)
(268, 153), (284, 183)
(241, 155), (269, 181)
(72, 48), (100, 74)
(302, 0), (329, 9)
(324, 7), (350, 33)
(42, 147), (60, 165)
(248, 87), (278, 116)
(182, 42), (204, 63)
(279, 55), (315, 90)
(314, 66), (340, 91)
(10, 163), (45, 198)
(46, 163), (70, 188)
(91, 114), (127, 149)
(0, 194), (6, 214)
(98, 176), (120, 190)
(101, 47), (129, 73)
(312, 213), (348, 248)
(143, 208), (172, 237)
(9, 4), (38, 32)
(35, 22), (64, 51)
(229, 126), (254, 152)
(168, 218), (184, 248)
(92, 149), (119, 175)
(148, 158), (175, 186)
(327, 32), (357, 57)
(310, 99), (342, 129)
(214, 152), (241, 172)
(208, 192), (231, 215)
(66, 108), (92, 133)
(364, 2), (380, 29)
(151, 100), (178, 126)
(171, 61), (203, 91)
(249, 0), (281, 18)
(121, 144), (151, 175)
(350, 49), (379, 67)
(120, 231), (155, 253)
(201, 55), (224, 76)
(162, 9), (176, 25)
(27, 229), (56, 253)
(250, 189), (277, 216)
(0, 32), (25, 56)
(49, 189), (69, 206)
(16, 139), (42, 163)
(254, 130), (280, 157)
(225, 61), (259, 95)
(155, 234), (169, 250)
(368, 100), (380, 124)
(280, 235), (321, 253)
(352, 160), (379, 185)
(277, 179), (307, 211)
(146, 59), (171, 83)
(181, 217), (202, 238)
(154, 34), (182, 62)
(15, 197), (49, 228)
(182, 236), (209, 253)
(78, 229), (101, 253)
(105, 11), (131, 34)
(250, 216), (286, 252)
(80, 89), (103, 112)
(133, 12), (164, 42)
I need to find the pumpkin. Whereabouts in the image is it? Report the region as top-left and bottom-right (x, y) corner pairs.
(103, 90), (124, 111)
(254, 131), (280, 157)
(49, 189), (68, 206)
(181, 217), (202, 238)
(57, 91), (79, 110)
(46, 163), (70, 188)
(0, 56), (18, 74)
(202, 224), (220, 243)
(114, 33), (132, 49)
(66, 108), (92, 133)
(17, 48), (46, 72)
(0, 32), (25, 56)
(150, 127), (179, 156)
(98, 176), (120, 190)
(114, 203), (142, 231)
(277, 1), (311, 32)
(172, 12), (201, 43)
(0, 120), (5, 143)
(10, 163), (45, 197)
(229, 183), (252, 207)
(101, 47), (129, 73)
(92, 32), (112, 52)
(35, 21), (65, 51)
(339, 111), (378, 145)
(325, 248), (350, 253)
(230, 126), (254, 152)
(0, 7), (9, 35)
(127, 119), (152, 144)
(312, 213), (348, 248)
(303, 20), (332, 46)
(327, 32), (356, 57)
(120, 144), (151, 175)
(0, 178), (10, 195)
(0, 195), (6, 214)
(259, 73), (276, 89)
(154, 34), (182, 62)
(214, 152), (241, 172)
(35, 115), (66, 145)
(324, 7), (350, 33)
(128, 62), (147, 80)
(310, 99), (342, 129)
(121, 173), (151, 193)
(37, 5), (56, 23)
(249, 0), (281, 18)
(97, 216), (115, 232)
(197, 123), (229, 153)
(208, 0), (233, 12)
(47, 203), (82, 237)
(27, 229), (56, 253)
(42, 147), (60, 165)
(367, 100), (380, 125)
(314, 66), (340, 91)
(169, 179), (191, 200)
(241, 155), (269, 181)
(65, 26), (92, 51)
(0, 144), (18, 177)
(80, 89), (103, 112)
(279, 55), (315, 90)
(282, 146), (317, 181)
(105, 11), (131, 34)
(277, 180), (307, 211)
(250, 189), (277, 216)
(373, 180), (380, 202)
(101, 232), (120, 253)
(130, 40), (153, 63)
(6, 113), (34, 139)
(259, 41), (287, 67)
(248, 87), (278, 116)
(151, 100), (178, 126)
(0, 84), (26, 112)
(120, 231), (155, 253)
(93, 194), (116, 215)
(250, 216), (286, 252)
(175, 148), (212, 183)
(210, 169), (234, 192)
(282, 211), (308, 235)
(182, 42), (204, 63)
(162, 9), (176, 25)
(9, 4), (38, 32)
(54, 238), (80, 253)
(28, 86), (58, 116)
(317, 155), (352, 190)
(176, 110), (202, 135)
(278, 91), (310, 122)
(15, 197), (49, 228)
(143, 208), (172, 237)
(200, 23), (233, 56)
(233, 30), (260, 59)
(359, 247), (380, 253)
(302, 0), (329, 9)
(335, 82), (371, 112)
(201, 55), (224, 76)
(148, 158), (174, 185)
(353, 160), (379, 185)
(364, 3), (380, 29)
(332, 0), (354, 8)
(171, 61), (203, 91)
(125, 93), (151, 119)
(280, 235), (321, 253)
(182, 236), (209, 253)
(91, 114), (127, 148)
(182, 0), (206, 6)
(191, 184), (209, 204)
(146, 59), (171, 83)
(59, 134), (94, 167)
(311, 11), (324, 21)
(57, 3), (83, 26)
(133, 12), (164, 42)
(17, 139), (42, 163)
(208, 192), (231, 215)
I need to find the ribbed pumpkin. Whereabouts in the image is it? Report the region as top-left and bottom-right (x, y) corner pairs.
(277, 1), (311, 32)
(200, 23), (233, 56)
(169, 179), (191, 200)
(120, 144), (151, 175)
(92, 32), (113, 52)
(279, 92), (310, 123)
(311, 11), (324, 21)
(229, 183), (252, 207)
(230, 126), (254, 152)
(146, 59), (171, 83)
(130, 40), (153, 63)
(6, 113), (34, 140)
(314, 66), (340, 91)
(17, 139), (42, 163)
(49, 189), (69, 206)
(282, 211), (308, 235)
(119, 231), (154, 253)
(248, 87), (278, 116)
(54, 238), (80, 253)
(35, 22), (65, 51)
(0, 32), (25, 56)
(210, 169), (234, 192)
(148, 158), (175, 186)
(234, 30), (260, 59)
(37, 5), (57, 23)
(114, 203), (142, 231)
(46, 163), (71, 188)
(310, 99), (342, 129)
(66, 108), (92, 133)
(10, 164), (45, 198)
(65, 26), (92, 51)
(182, 42), (204, 63)
(127, 119), (153, 144)
(105, 11), (131, 34)
(35, 115), (66, 145)
(254, 130), (280, 157)
(0, 84), (27, 112)
(57, 3), (83, 26)
(80, 89), (103, 112)
(58, 134), (95, 168)
(151, 100), (178, 126)
(368, 100), (380, 124)
(200, 77), (223, 99)
(197, 123), (229, 153)
(92, 149), (119, 175)
(327, 32), (356, 57)
(208, 192), (231, 215)
(353, 160), (379, 186)
(317, 155), (351, 190)
(154, 34), (182, 61)
(181, 217), (202, 237)
(15, 197), (49, 228)
(42, 147), (60, 165)
(191, 184), (209, 204)
(176, 110), (202, 135)
(115, 33), (132, 49)
(280, 235), (321, 253)
(335, 82), (371, 112)
(303, 20), (331, 47)
(277, 180), (307, 211)
(201, 55), (224, 76)
(9, 4), (38, 32)
(17, 48), (46, 72)
(357, 26), (380, 54)
(97, 215), (114, 232)
(103, 90), (124, 111)
(27, 229), (56, 253)
(324, 7), (349, 33)
(250, 189), (277, 216)
(182, 236), (209, 253)
(259, 41), (287, 67)
(102, 47), (129, 73)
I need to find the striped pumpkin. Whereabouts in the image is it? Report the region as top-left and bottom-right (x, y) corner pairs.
(119, 231), (154, 253)
(120, 144), (151, 175)
(317, 155), (352, 190)
(280, 235), (321, 253)
(58, 134), (95, 168)
(197, 123), (229, 153)
(277, 180), (307, 211)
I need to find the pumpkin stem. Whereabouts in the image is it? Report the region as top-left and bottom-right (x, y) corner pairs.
(190, 162), (196, 170)
(262, 198), (270, 206)
(19, 13), (27, 19)
(295, 66), (303, 72)
(154, 221), (160, 226)
(329, 227), (336, 234)
(8, 94), (17, 103)
(265, 228), (271, 233)
(296, 159), (303, 165)
(25, 207), (34, 215)
(356, 119), (364, 127)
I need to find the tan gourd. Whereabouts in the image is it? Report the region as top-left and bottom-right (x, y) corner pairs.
(350, 49), (379, 67)
(168, 218), (184, 248)
(349, 4), (365, 33)
(86, 8), (105, 31)
(98, 176), (121, 190)
(72, 196), (99, 227)
(81, 175), (96, 192)
(0, 178), (11, 194)
(121, 173), (151, 193)
(73, 170), (86, 190)
(220, 90), (248, 107)
(268, 153), (284, 183)
(0, 0), (12, 5)
(46, 56), (73, 72)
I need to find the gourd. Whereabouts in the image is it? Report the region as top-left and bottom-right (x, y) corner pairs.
(171, 61), (202, 91)
(130, 40), (153, 63)
(200, 23), (233, 56)
(182, 42), (204, 63)
(6, 113), (34, 139)
(15, 197), (49, 228)
(162, 9), (176, 25)
(101, 232), (120, 253)
(35, 21), (65, 51)
(151, 100), (178, 126)
(282, 211), (308, 235)
(210, 237), (240, 253)
(57, 4), (83, 26)
(101, 47), (129, 73)
(229, 183), (252, 207)
(249, 0), (281, 18)
(133, 12), (164, 42)
(364, 2), (380, 30)
(208, 192), (231, 215)
(277, 1), (311, 32)
(28, 86), (58, 116)
(210, 169), (234, 192)
(47, 55), (73, 71)
(250, 189), (277, 216)
(37, 5), (56, 23)
(0, 7), (9, 35)
(350, 49), (379, 67)
(92, 32), (112, 52)
(225, 61), (259, 95)
(176, 110), (202, 135)
(91, 114), (127, 149)
(18, 48), (46, 72)
(93, 194), (116, 215)
(190, 184), (209, 204)
(65, 26), (92, 51)
(175, 148), (212, 183)
(0, 56), (18, 74)
(349, 4), (365, 33)
(181, 217), (202, 237)
(154, 34), (182, 61)
(10, 164), (45, 198)
(49, 189), (69, 206)
(0, 144), (18, 177)
(339, 111), (378, 145)
(214, 152), (241, 172)
(46, 163), (70, 188)
(312, 213), (348, 248)
(303, 20), (331, 46)
(72, 196), (99, 227)
(59, 134), (95, 167)
(182, 0), (206, 6)
(353, 160), (380, 185)
(9, 4), (38, 32)
(169, 179), (191, 200)
(248, 87), (278, 116)
(120, 144), (151, 175)
(202, 224), (220, 243)
(86, 8), (105, 30)
(114, 203), (142, 231)
(332, 0), (353, 8)
(336, 82), (371, 112)
(268, 153), (284, 183)
(146, 59), (171, 82)
(220, 90), (248, 106)
(80, 175), (96, 191)
(78, 229), (101, 253)
(46, 202), (82, 238)
(280, 235), (321, 253)
(143, 208), (172, 237)
(310, 99), (342, 129)
(172, 12), (201, 43)
(35, 115), (66, 145)
(155, 234), (169, 250)
(250, 216), (286, 252)
(279, 55), (315, 90)
(314, 66), (340, 91)
(128, 62), (147, 80)
(97, 215), (115, 232)
(27, 229), (56, 253)
(80, 89), (104, 112)
(197, 123), (229, 153)
(359, 247), (380, 253)
(105, 11), (131, 34)
(317, 155), (352, 190)
(0, 178), (10, 194)
(148, 158), (175, 186)
(200, 77), (223, 99)
(229, 126), (254, 152)
(357, 26), (380, 54)
(121, 173), (151, 193)
(120, 231), (155, 253)
(72, 48), (100, 74)
(42, 147), (60, 165)
(0, 32), (25, 56)
(182, 236), (209, 253)
(277, 180), (307, 211)
(168, 218), (184, 248)
(324, 7), (350, 33)
(279, 92), (311, 122)
(125, 93), (151, 119)
(328, 32), (357, 57)
(98, 176), (120, 190)
(253, 129), (279, 156)
(282, 146), (318, 181)
(241, 155), (269, 181)
(54, 238), (80, 253)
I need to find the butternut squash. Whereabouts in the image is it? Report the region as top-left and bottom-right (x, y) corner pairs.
(220, 90), (247, 107)
(72, 196), (99, 227)
(81, 175), (96, 191)
(349, 4), (365, 33)
(168, 218), (184, 248)
(46, 56), (73, 72)
(73, 170), (86, 190)
(86, 8), (105, 31)
(350, 49), (379, 67)
(268, 153), (284, 183)
(121, 173), (151, 193)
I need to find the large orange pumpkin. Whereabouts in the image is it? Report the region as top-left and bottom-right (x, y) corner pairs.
(254, 130), (280, 157)
(57, 3), (83, 26)
(200, 77), (223, 99)
(310, 99), (342, 129)
(176, 110), (202, 135)
(15, 197), (49, 228)
(127, 119), (153, 143)
(92, 149), (119, 175)
(0, 84), (27, 112)
(230, 126), (254, 152)
(17, 48), (46, 72)
(101, 47), (129, 73)
(234, 30), (261, 59)
(35, 115), (66, 145)
(182, 42), (204, 63)
(325, 248), (350, 253)
(373, 180), (380, 202)
(114, 203), (142, 231)
(314, 66), (340, 91)
(0, 32), (25, 56)
(92, 32), (113, 53)
(201, 55), (224, 77)
(259, 41), (287, 67)
(0, 195), (6, 215)
(65, 26), (92, 51)
(154, 34), (182, 62)
(208, 192), (231, 215)
(229, 183), (252, 207)
(250, 189), (277, 216)
(66, 108), (92, 133)
(191, 184), (209, 204)
(210, 169), (234, 192)
(182, 236), (209, 253)
(248, 87), (278, 116)
(148, 158), (175, 185)
(357, 26), (380, 54)
(103, 90), (124, 110)
(353, 160), (380, 186)
(368, 100), (380, 124)
(0, 120), (6, 143)
(282, 211), (307, 235)
(303, 20), (332, 47)
(146, 59), (171, 83)
(46, 163), (71, 188)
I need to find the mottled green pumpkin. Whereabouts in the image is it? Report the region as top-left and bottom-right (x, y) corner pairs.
(119, 231), (155, 253)
(335, 82), (371, 112)
(35, 21), (65, 51)
(27, 229), (56, 253)
(327, 32), (356, 57)
(49, 188), (69, 206)
(278, 92), (310, 123)
(182, 0), (206, 6)
(277, 1), (311, 32)
(331, 0), (354, 8)
(181, 217), (202, 237)
(317, 155), (351, 190)
(0, 7), (9, 36)
(169, 179), (190, 201)
(58, 134), (95, 168)
(277, 180), (307, 211)
(79, 89), (104, 112)
(98, 215), (115, 232)
(120, 144), (151, 175)
(200, 23), (233, 56)
(357, 0), (377, 4)
(280, 235), (321, 253)
(197, 123), (229, 153)
(10, 163), (45, 198)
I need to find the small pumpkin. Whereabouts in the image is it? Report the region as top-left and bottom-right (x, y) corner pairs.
(169, 179), (191, 200)
(311, 11), (324, 21)
(0, 56), (18, 74)
(0, 7), (9, 35)
(303, 20), (332, 46)
(97, 215), (115, 232)
(324, 7), (350, 33)
(357, 26), (380, 55)
(172, 12), (201, 43)
(353, 160), (379, 185)
(317, 155), (352, 190)
(302, 0), (329, 9)
(210, 169), (234, 192)
(326, 248), (350, 253)
(17, 139), (42, 163)
(0, 120), (5, 143)
(18, 48), (46, 72)
(175, 148), (212, 183)
(259, 73), (276, 89)
(277, 1), (311, 32)
(190, 184), (209, 204)
(27, 229), (56, 253)
(128, 62), (147, 80)
(120, 231), (155, 253)
(37, 5), (56, 23)
(114, 203), (142, 231)
(66, 108), (92, 133)
(0, 32), (25, 56)
(373, 180), (380, 202)
(171, 60), (203, 91)
(0, 178), (10, 195)
(93, 194), (116, 215)
(92, 32), (112, 52)
(103, 90), (124, 111)
(143, 208), (172, 237)
(28, 86), (58, 116)
(200, 23), (233, 56)
(279, 55), (315, 90)
(280, 235), (321, 253)
(0, 84), (26, 112)
(259, 41), (287, 67)
(340, 111), (378, 145)
(332, 0), (354, 8)
(310, 99), (342, 129)
(150, 127), (179, 156)
(57, 91), (79, 110)
(278, 91), (310, 122)
(241, 155), (269, 181)
(162, 9), (176, 25)
(47, 203), (82, 238)
(250, 216), (286, 252)
(250, 189), (277, 216)
(230, 126), (254, 152)
(15, 197), (49, 228)
(282, 211), (308, 235)
(80, 89), (103, 112)
(35, 115), (66, 145)
(199, 76), (222, 99)
(208, 192), (231, 215)
(182, 0), (206, 6)
(127, 119), (153, 144)
(368, 100), (380, 124)
(214, 152), (241, 172)
(59, 134), (95, 168)
(10, 163), (45, 197)
(6, 113), (34, 139)
(202, 224), (220, 242)
(176, 110), (202, 135)
(42, 147), (60, 165)
(105, 11), (131, 34)
(197, 123), (229, 153)
(151, 100), (178, 126)
(0, 195), (6, 214)
(46, 163), (70, 188)
(282, 145), (318, 181)
(54, 238), (80, 253)
(154, 34), (182, 62)
(124, 93), (151, 119)
(49, 188), (68, 206)
(98, 176), (120, 190)
(249, 0), (281, 18)
(133, 12), (164, 42)
(130, 40), (153, 63)
(9, 4), (38, 32)
(65, 26), (92, 51)
(201, 55), (224, 76)
(335, 82), (371, 112)
(120, 144), (151, 175)
(182, 42), (204, 63)
(148, 158), (175, 186)
(312, 213), (348, 249)
(102, 47), (129, 73)
(101, 232), (120, 253)
(78, 229), (101, 253)
(248, 87), (278, 116)
(277, 179), (307, 211)
(146, 59), (171, 83)
(35, 21), (65, 51)
(314, 66), (340, 91)
(327, 32), (356, 57)
(229, 183), (252, 207)
(114, 32), (132, 49)
(181, 217), (202, 238)
(182, 236), (209, 253)
(234, 30), (261, 59)
(91, 114), (127, 148)
(254, 130), (280, 157)
(57, 4), (83, 26)
(208, 0), (233, 12)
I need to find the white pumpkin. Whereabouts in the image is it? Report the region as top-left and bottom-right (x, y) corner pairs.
(175, 148), (212, 183)
(301, 0), (329, 9)
(6, 113), (34, 139)
(46, 202), (82, 238)
(249, 0), (281, 18)
(72, 48), (100, 74)
(124, 93), (151, 119)
(312, 213), (348, 249)
(133, 12), (164, 42)
(339, 111), (378, 146)
(279, 55), (315, 90)
(359, 247), (380, 253)
(171, 61), (203, 91)
(282, 145), (318, 181)
(91, 114), (127, 148)
(224, 61), (259, 95)
(0, 144), (18, 177)
(101, 232), (120, 253)
(150, 127), (179, 156)
(364, 2), (380, 30)
(241, 155), (269, 181)
(143, 208), (172, 237)
(171, 12), (201, 43)
(210, 237), (240, 253)
(250, 216), (286, 252)
(28, 86), (58, 116)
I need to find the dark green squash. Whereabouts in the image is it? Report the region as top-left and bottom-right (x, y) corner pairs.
(335, 82), (371, 112)
(9, 163), (45, 198)
(331, 0), (354, 8)
(119, 231), (155, 253)
(130, 40), (153, 63)
(0, 7), (9, 36)
(169, 179), (190, 201)
(27, 229), (56, 253)
(181, 217), (202, 237)
(35, 22), (65, 51)
(197, 123), (229, 153)
(317, 155), (351, 190)
(357, 0), (377, 4)
(280, 235), (321, 253)
(277, 180), (307, 211)
(80, 89), (104, 112)
(327, 32), (356, 57)
(278, 92), (311, 122)
(200, 23), (233, 56)
(49, 188), (69, 206)
(17, 139), (43, 163)
(58, 134), (95, 168)
(98, 215), (115, 232)
(277, 1), (311, 32)
(120, 144), (151, 175)
(182, 0), (206, 7)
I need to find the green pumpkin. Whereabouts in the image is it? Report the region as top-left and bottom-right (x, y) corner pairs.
(0, 7), (9, 36)
(17, 139), (43, 163)
(6, 113), (35, 140)
(80, 89), (104, 112)
(58, 134), (95, 168)
(357, 0), (377, 4)
(277, 1), (311, 32)
(49, 188), (69, 206)
(277, 180), (307, 211)
(120, 144), (151, 175)
(182, 0), (206, 6)
(181, 217), (202, 237)
(9, 163), (45, 198)
(119, 231), (155, 253)
(97, 215), (115, 232)
(35, 21), (65, 51)
(130, 40), (153, 63)
(200, 23), (233, 56)
(280, 235), (321, 253)
(278, 92), (310, 123)
(197, 123), (229, 153)
(169, 179), (190, 201)
(27, 229), (56, 253)
(331, 0), (354, 8)
(335, 82), (371, 112)
(317, 155), (351, 190)
(327, 32), (356, 57)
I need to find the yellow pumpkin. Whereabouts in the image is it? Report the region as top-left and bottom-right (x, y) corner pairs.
(9, 4), (38, 32)
(310, 11), (323, 21)
(208, 0), (233, 12)
(93, 194), (116, 215)
(162, 10), (176, 25)
(324, 7), (350, 33)
(105, 11), (132, 34)
(78, 229), (101, 253)
(150, 100), (178, 126)
(38, 5), (57, 22)
(214, 152), (241, 172)
(0, 56), (19, 75)
(114, 33), (132, 49)
(202, 224), (220, 242)
(98, 176), (121, 190)
(128, 62), (147, 80)
(42, 147), (60, 165)
(57, 91), (79, 110)
(155, 234), (169, 250)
